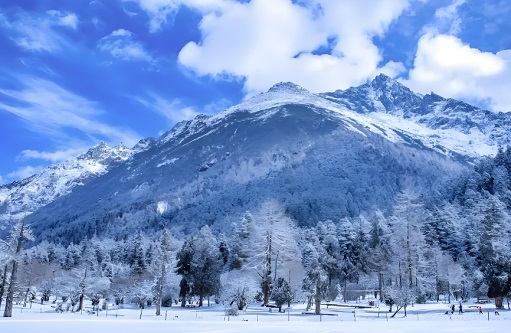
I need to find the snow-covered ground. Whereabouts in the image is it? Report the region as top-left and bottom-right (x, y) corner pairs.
(1, 300), (508, 332)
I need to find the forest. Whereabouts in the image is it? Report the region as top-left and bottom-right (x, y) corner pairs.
(1, 147), (511, 318)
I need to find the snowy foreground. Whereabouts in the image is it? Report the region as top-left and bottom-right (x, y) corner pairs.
(1, 301), (509, 333)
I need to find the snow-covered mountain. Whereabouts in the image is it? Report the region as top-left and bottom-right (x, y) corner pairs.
(321, 74), (511, 157)
(7, 74), (511, 243)
(0, 142), (137, 229)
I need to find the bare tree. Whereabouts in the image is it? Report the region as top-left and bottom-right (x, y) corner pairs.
(0, 250), (9, 309)
(2, 222), (34, 317)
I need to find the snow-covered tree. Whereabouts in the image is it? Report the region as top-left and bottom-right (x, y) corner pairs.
(477, 196), (511, 308)
(367, 210), (393, 301)
(228, 200), (301, 306)
(176, 226), (224, 307)
(155, 229), (176, 315)
(230, 212), (255, 270)
(301, 229), (329, 315)
(2, 222), (34, 317)
(270, 277), (293, 312)
(385, 190), (431, 314)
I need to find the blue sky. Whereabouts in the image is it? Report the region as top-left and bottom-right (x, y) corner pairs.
(0, 0), (510, 184)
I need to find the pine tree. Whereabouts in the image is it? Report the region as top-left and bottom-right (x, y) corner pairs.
(270, 277), (293, 312)
(131, 233), (146, 275)
(337, 217), (357, 301)
(176, 239), (194, 307)
(478, 196), (511, 308)
(176, 227), (224, 307)
(230, 212), (254, 269)
(301, 229), (329, 315)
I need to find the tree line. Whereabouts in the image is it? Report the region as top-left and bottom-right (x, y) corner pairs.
(2, 148), (511, 317)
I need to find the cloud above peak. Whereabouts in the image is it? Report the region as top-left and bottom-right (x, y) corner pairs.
(174, 0), (411, 95)
(404, 33), (511, 111)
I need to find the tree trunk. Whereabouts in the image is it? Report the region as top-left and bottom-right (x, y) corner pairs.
(23, 288), (30, 307)
(155, 295), (161, 315)
(495, 296), (503, 309)
(179, 277), (188, 307)
(378, 272), (384, 302)
(79, 293), (84, 312)
(306, 295), (312, 311)
(3, 260), (19, 317)
(314, 281), (321, 315)
(391, 305), (403, 318)
(0, 264), (8, 309)
(156, 263), (165, 315)
(199, 291), (203, 307)
(448, 281), (451, 303)
(343, 279), (347, 303)
(263, 232), (272, 306)
(4, 224), (25, 317)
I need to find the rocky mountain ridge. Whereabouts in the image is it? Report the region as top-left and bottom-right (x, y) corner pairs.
(0, 142), (136, 228)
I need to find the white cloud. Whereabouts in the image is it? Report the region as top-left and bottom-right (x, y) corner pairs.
(0, 76), (141, 147)
(98, 29), (153, 62)
(432, 0), (466, 35)
(17, 148), (85, 163)
(403, 33), (511, 111)
(136, 92), (231, 126)
(134, 0), (180, 33)
(133, 0), (226, 32)
(7, 165), (44, 181)
(0, 10), (78, 52)
(47, 10), (79, 29)
(137, 94), (201, 123)
(136, 0), (410, 95)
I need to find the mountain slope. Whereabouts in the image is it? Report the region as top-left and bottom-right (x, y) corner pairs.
(23, 81), (475, 244)
(0, 142), (137, 229)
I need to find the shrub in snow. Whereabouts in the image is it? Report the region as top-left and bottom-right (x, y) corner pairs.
(225, 305), (238, 316)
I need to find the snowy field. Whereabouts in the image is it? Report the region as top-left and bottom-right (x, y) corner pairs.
(1, 300), (509, 333)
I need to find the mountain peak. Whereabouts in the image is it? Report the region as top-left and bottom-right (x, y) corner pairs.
(372, 73), (392, 83)
(267, 82), (308, 94)
(370, 73), (400, 90)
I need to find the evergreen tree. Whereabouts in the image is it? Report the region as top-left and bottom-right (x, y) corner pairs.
(131, 233), (147, 275)
(176, 226), (223, 307)
(176, 239), (194, 307)
(477, 196), (511, 308)
(230, 212), (254, 270)
(301, 229), (329, 315)
(270, 277), (293, 312)
(337, 217), (357, 301)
